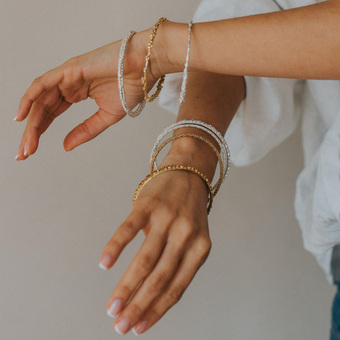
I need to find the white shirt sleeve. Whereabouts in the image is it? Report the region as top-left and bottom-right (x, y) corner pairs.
(158, 0), (304, 166)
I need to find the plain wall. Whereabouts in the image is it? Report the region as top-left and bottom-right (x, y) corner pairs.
(1, 0), (335, 339)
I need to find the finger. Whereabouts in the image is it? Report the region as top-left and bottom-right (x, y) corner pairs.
(132, 234), (212, 335)
(63, 108), (125, 151)
(99, 207), (150, 272)
(16, 66), (64, 121)
(106, 226), (169, 320)
(16, 88), (70, 159)
(112, 236), (186, 335)
(39, 99), (73, 135)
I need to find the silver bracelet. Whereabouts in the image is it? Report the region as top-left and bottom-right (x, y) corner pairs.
(118, 31), (146, 118)
(150, 120), (231, 190)
(179, 21), (193, 106)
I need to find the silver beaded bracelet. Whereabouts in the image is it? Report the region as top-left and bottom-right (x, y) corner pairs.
(179, 21), (193, 106)
(118, 31), (146, 118)
(150, 120), (231, 191)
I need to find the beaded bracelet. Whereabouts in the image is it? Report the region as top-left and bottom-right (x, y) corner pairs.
(150, 120), (231, 182)
(150, 133), (224, 195)
(179, 20), (193, 106)
(142, 17), (167, 103)
(118, 31), (146, 117)
(133, 165), (214, 214)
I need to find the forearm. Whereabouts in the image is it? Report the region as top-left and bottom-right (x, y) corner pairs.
(153, 0), (340, 80)
(159, 71), (245, 182)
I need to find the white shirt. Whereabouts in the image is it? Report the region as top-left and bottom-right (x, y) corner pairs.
(159, 0), (340, 283)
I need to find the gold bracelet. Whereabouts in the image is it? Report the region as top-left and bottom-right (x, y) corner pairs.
(133, 165), (214, 214)
(142, 17), (167, 102)
(150, 133), (224, 196)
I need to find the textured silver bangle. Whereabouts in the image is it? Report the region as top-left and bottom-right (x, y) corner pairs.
(179, 21), (193, 106)
(118, 31), (146, 118)
(150, 120), (231, 185)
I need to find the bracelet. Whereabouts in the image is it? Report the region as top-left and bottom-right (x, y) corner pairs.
(150, 120), (231, 182)
(150, 133), (224, 195)
(142, 17), (167, 103)
(118, 31), (146, 117)
(179, 21), (193, 106)
(133, 165), (214, 214)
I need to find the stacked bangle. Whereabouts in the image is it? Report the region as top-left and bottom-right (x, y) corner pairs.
(119, 18), (194, 116)
(150, 120), (231, 182)
(149, 133), (224, 195)
(133, 120), (231, 214)
(133, 165), (214, 214)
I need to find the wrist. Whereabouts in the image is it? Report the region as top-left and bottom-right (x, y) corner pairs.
(148, 20), (188, 78)
(159, 136), (219, 182)
(126, 21), (188, 85)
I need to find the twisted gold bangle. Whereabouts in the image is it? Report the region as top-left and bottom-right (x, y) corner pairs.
(142, 17), (167, 102)
(150, 133), (224, 196)
(133, 165), (214, 214)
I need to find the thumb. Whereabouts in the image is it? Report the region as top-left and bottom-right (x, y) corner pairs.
(63, 108), (125, 151)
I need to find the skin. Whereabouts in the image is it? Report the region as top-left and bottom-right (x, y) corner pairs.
(14, 0), (340, 335)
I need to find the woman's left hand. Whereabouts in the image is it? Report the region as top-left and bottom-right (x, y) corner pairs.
(99, 151), (212, 335)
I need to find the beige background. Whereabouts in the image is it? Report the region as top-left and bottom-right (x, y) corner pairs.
(1, 0), (335, 339)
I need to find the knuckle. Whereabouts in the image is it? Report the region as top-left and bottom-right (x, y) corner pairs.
(167, 284), (185, 305)
(196, 235), (212, 264)
(127, 303), (144, 319)
(77, 121), (92, 136)
(120, 220), (137, 239)
(138, 252), (155, 271)
(32, 76), (41, 85)
(117, 284), (133, 299)
(63, 57), (83, 84)
(197, 235), (212, 254)
(148, 271), (169, 293)
(147, 309), (162, 324)
(178, 220), (196, 242)
(64, 56), (78, 68)
(106, 238), (122, 253)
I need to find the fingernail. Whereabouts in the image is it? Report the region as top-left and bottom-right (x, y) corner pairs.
(99, 254), (114, 270)
(107, 299), (125, 318)
(15, 154), (19, 161)
(13, 110), (19, 121)
(24, 143), (28, 156)
(115, 318), (131, 335)
(133, 320), (148, 335)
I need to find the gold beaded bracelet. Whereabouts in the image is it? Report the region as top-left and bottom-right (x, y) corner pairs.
(142, 17), (167, 103)
(133, 165), (214, 214)
(150, 133), (224, 196)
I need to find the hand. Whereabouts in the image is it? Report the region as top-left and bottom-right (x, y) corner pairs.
(14, 31), (157, 160)
(99, 154), (212, 335)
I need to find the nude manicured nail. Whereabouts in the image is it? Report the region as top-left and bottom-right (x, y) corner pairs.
(133, 320), (148, 335)
(13, 110), (19, 121)
(107, 299), (125, 318)
(99, 254), (114, 270)
(24, 143), (28, 156)
(115, 318), (131, 335)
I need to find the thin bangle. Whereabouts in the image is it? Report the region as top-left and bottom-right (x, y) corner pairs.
(142, 17), (167, 103)
(133, 165), (214, 214)
(118, 31), (146, 117)
(150, 120), (231, 181)
(149, 133), (224, 195)
(179, 20), (193, 106)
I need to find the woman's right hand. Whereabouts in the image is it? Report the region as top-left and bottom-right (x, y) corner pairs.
(14, 29), (158, 160)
